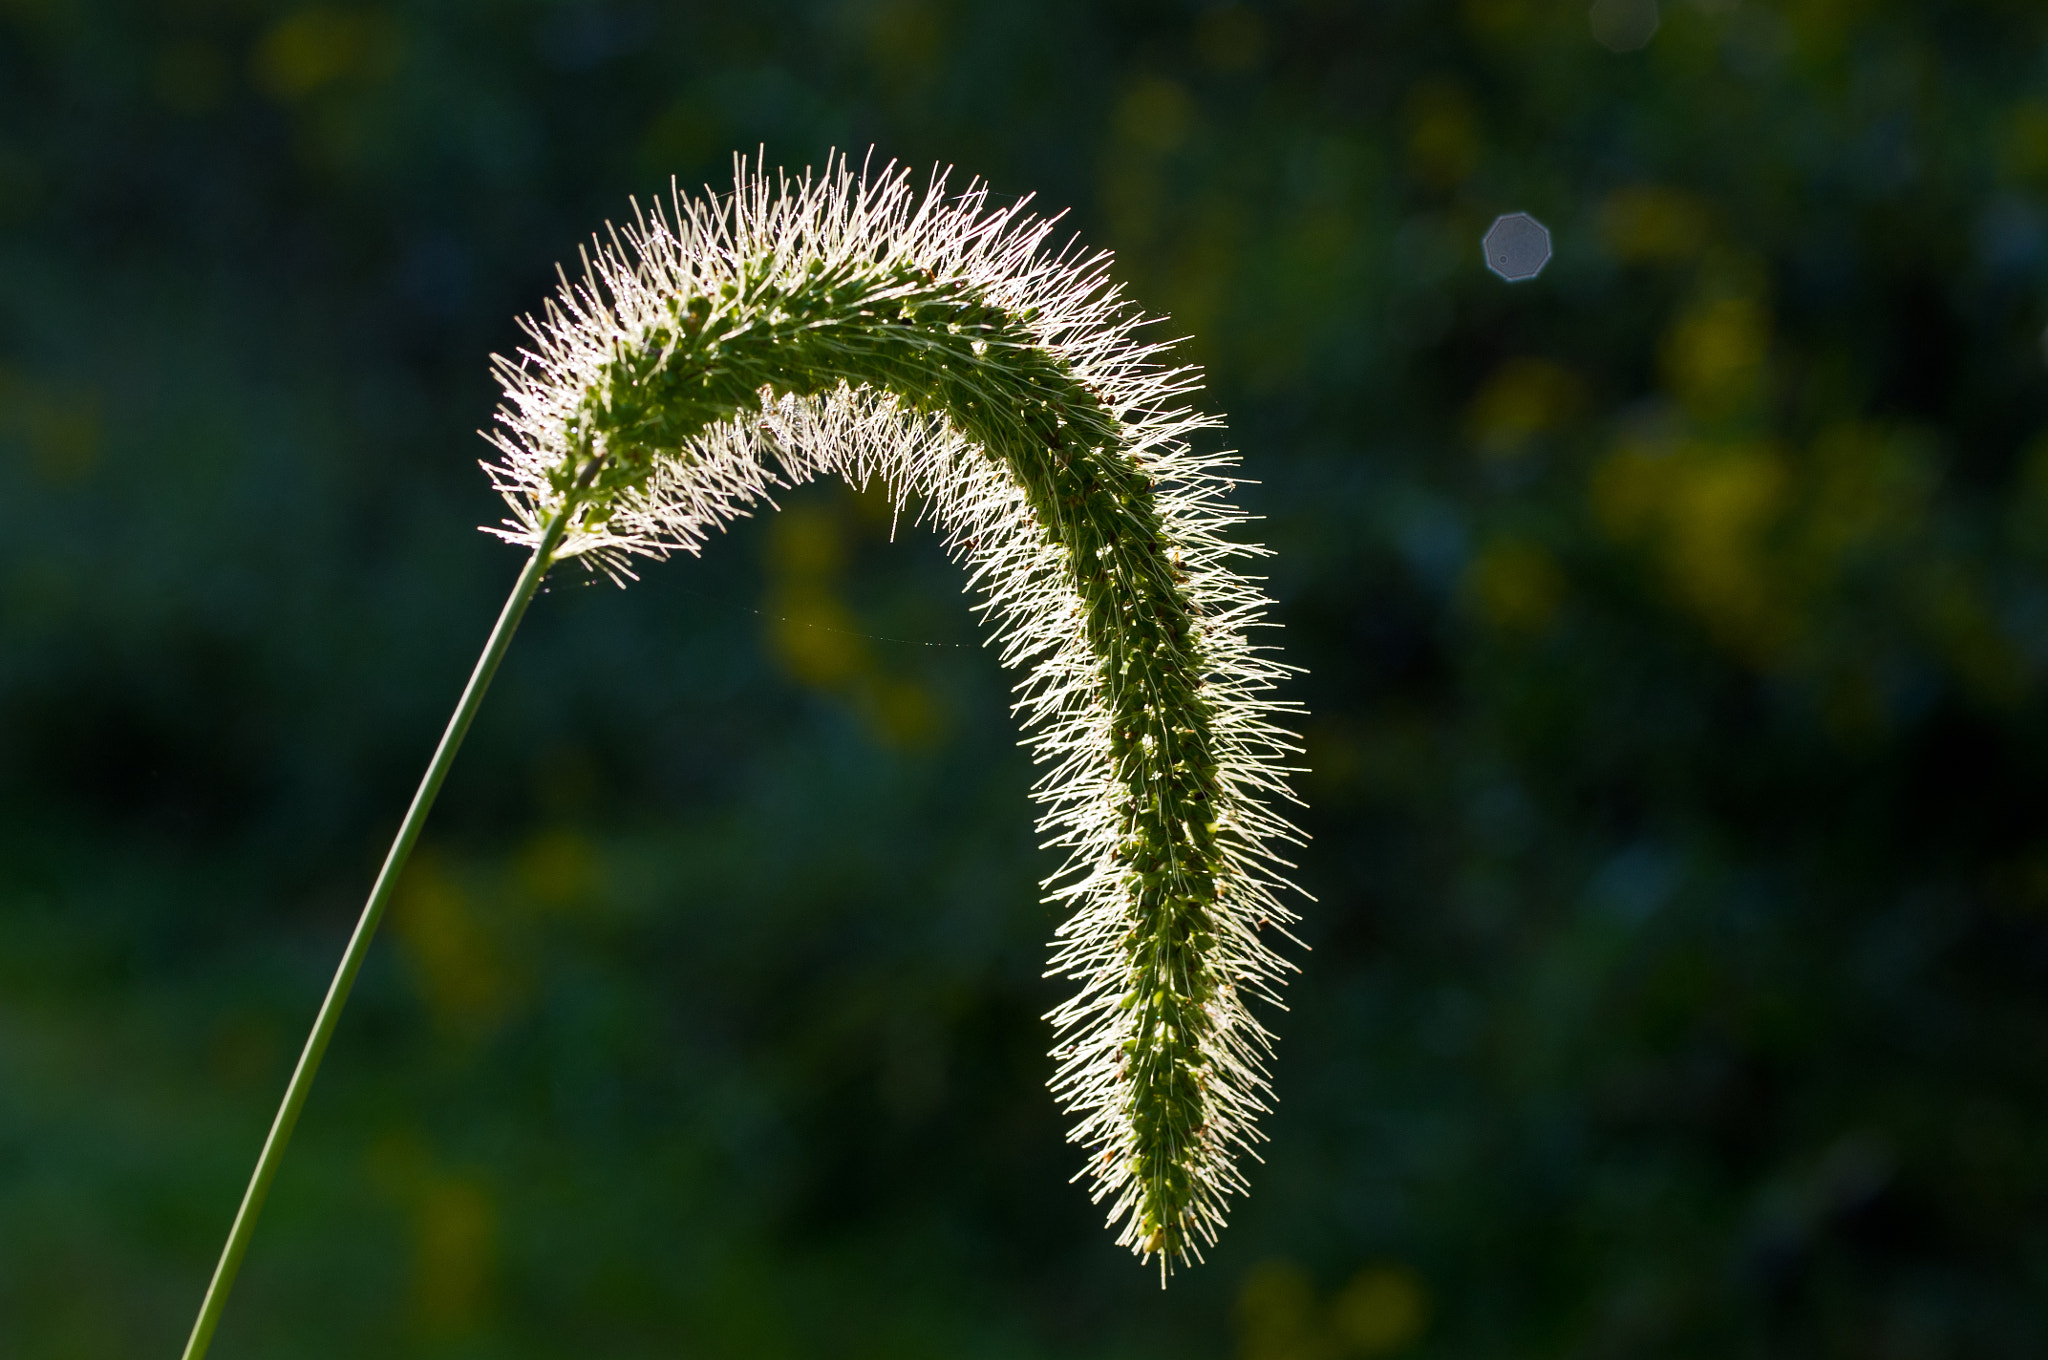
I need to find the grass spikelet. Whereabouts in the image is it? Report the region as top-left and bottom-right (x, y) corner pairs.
(486, 154), (1306, 1275)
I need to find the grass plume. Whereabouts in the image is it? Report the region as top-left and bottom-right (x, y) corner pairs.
(182, 155), (1303, 1358)
(487, 156), (1305, 1272)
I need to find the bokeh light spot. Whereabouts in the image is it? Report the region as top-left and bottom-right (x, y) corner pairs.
(1468, 357), (1586, 458)
(413, 1175), (496, 1333)
(394, 853), (515, 1039)
(252, 7), (401, 101)
(1332, 1264), (1431, 1354)
(0, 369), (100, 483)
(1466, 540), (1566, 635)
(1404, 80), (1481, 190)
(516, 828), (598, 909)
(1661, 292), (1769, 415)
(860, 0), (945, 81)
(1115, 76), (1196, 154)
(1482, 212), (1552, 281)
(1600, 185), (1711, 261)
(1235, 1261), (1317, 1360)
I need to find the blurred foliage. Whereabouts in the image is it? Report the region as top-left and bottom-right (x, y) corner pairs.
(4, 0), (2048, 1355)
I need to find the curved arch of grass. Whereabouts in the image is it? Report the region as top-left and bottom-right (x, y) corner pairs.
(182, 161), (1299, 1359)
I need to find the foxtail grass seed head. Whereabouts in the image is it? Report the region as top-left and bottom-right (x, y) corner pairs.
(484, 155), (1305, 1277)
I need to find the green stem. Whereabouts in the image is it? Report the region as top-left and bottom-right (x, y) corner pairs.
(179, 479), (593, 1360)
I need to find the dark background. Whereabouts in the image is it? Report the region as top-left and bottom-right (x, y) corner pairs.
(5, 0), (2048, 1355)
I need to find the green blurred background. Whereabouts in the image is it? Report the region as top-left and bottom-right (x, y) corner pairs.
(5, 0), (2048, 1355)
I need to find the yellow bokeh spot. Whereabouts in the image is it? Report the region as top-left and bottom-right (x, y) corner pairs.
(393, 853), (514, 1038)
(1236, 1260), (1321, 1360)
(1403, 80), (1480, 190)
(1116, 77), (1196, 155)
(768, 587), (869, 689)
(1332, 1264), (1430, 1355)
(766, 501), (871, 689)
(1466, 539), (1565, 635)
(1590, 437), (1667, 540)
(364, 1133), (497, 1334)
(0, 367), (100, 483)
(758, 489), (951, 747)
(1594, 436), (1791, 658)
(1461, 0), (1534, 40)
(1786, 0), (1877, 60)
(2001, 99), (2048, 184)
(768, 501), (847, 579)
(1303, 720), (1365, 796)
(862, 676), (942, 749)
(414, 1174), (495, 1332)
(1667, 447), (1788, 637)
(844, 472), (901, 530)
(516, 828), (598, 909)
(1600, 185), (1711, 263)
(862, 0), (944, 80)
(1662, 293), (1769, 417)
(252, 7), (401, 102)
(1467, 357), (1584, 459)
(1235, 1259), (1431, 1359)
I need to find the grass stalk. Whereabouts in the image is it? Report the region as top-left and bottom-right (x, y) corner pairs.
(177, 465), (595, 1360)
